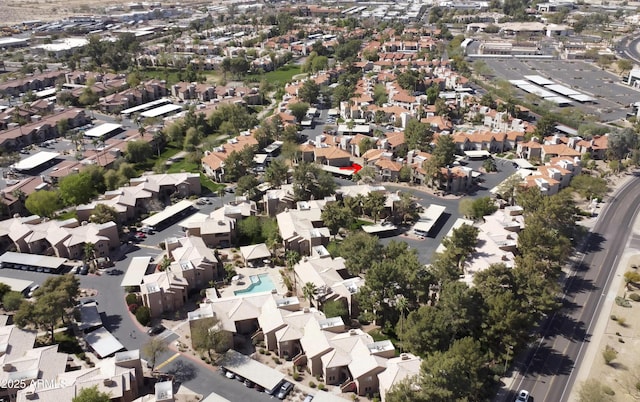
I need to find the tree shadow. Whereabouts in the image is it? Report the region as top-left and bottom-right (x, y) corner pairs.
(521, 343), (575, 377)
(101, 313), (123, 332)
(606, 361), (628, 371)
(541, 314), (587, 344)
(165, 360), (197, 383)
(583, 232), (605, 253)
(563, 276), (597, 295)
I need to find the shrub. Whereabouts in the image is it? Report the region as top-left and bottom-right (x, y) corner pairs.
(603, 385), (615, 396)
(125, 293), (139, 305)
(603, 345), (618, 365)
(128, 304), (138, 313)
(629, 293), (640, 302)
(293, 372), (301, 381)
(617, 317), (627, 327)
(318, 383), (326, 391)
(272, 357), (281, 365)
(309, 381), (317, 388)
(615, 296), (632, 307)
(611, 314), (617, 321)
(135, 306), (151, 326)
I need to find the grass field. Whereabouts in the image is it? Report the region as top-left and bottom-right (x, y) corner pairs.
(251, 65), (302, 86)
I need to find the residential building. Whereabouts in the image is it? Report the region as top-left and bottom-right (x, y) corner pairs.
(276, 203), (330, 256)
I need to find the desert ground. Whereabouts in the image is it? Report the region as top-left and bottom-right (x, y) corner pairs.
(0, 0), (221, 26)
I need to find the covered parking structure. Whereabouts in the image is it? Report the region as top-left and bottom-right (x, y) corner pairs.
(9, 151), (60, 172)
(84, 123), (123, 140)
(120, 256), (154, 289)
(0, 251), (67, 273)
(413, 204), (446, 237)
(0, 276), (33, 295)
(219, 350), (285, 394)
(141, 200), (197, 230)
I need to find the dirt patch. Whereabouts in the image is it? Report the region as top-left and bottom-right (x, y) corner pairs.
(0, 0), (213, 26)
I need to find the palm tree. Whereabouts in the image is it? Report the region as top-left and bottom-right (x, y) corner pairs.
(285, 251), (301, 293)
(396, 295), (409, 350)
(83, 242), (96, 264)
(302, 282), (317, 307)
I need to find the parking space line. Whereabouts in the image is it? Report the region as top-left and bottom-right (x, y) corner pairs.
(155, 352), (180, 371)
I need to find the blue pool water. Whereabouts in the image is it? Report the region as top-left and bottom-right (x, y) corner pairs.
(234, 274), (276, 295)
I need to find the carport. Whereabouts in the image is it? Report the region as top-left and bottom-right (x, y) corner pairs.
(84, 327), (125, 358)
(120, 256), (153, 288)
(219, 350), (284, 393)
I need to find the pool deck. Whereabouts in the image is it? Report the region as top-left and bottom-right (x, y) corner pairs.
(218, 264), (288, 298)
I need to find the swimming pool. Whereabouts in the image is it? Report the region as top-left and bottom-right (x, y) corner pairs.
(234, 274), (276, 296)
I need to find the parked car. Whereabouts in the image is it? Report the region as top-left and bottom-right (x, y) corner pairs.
(80, 265), (89, 275)
(140, 227), (155, 234)
(135, 232), (146, 239)
(27, 285), (39, 298)
(515, 390), (530, 402)
(244, 379), (255, 388)
(234, 374), (245, 382)
(147, 325), (166, 336)
(303, 396), (314, 402)
(276, 381), (293, 400)
(225, 370), (235, 379)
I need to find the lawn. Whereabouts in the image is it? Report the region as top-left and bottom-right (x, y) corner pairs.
(200, 174), (225, 195)
(167, 159), (199, 173)
(56, 209), (78, 221)
(138, 68), (184, 86)
(256, 65), (301, 85)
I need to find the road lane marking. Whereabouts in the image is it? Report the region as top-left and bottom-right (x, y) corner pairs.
(155, 352), (180, 371)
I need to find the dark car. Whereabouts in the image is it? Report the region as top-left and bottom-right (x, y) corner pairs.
(79, 265), (89, 275)
(147, 325), (166, 336)
(276, 381), (293, 400)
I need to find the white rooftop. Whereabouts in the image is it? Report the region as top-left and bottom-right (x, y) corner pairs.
(84, 123), (122, 138)
(120, 256), (153, 287)
(140, 104), (182, 118)
(10, 151), (59, 171)
(84, 327), (125, 358)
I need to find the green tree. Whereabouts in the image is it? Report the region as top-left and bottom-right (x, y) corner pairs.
(291, 162), (336, 201)
(14, 275), (79, 343)
(321, 202), (354, 237)
(0, 283), (10, 300)
(72, 385), (111, 402)
(404, 119), (433, 151)
(223, 147), (255, 182)
(363, 191), (386, 223)
(25, 190), (62, 217)
(125, 140), (153, 163)
(143, 337), (168, 371)
(2, 291), (23, 311)
(298, 80), (320, 104)
(135, 306), (151, 326)
(78, 87), (99, 107)
(322, 300), (349, 323)
(441, 224), (479, 270)
(89, 204), (119, 224)
(288, 102), (310, 123)
(302, 282), (317, 306)
(236, 175), (260, 199)
(191, 317), (230, 359)
(59, 172), (96, 205)
(570, 174), (608, 201)
(338, 231), (383, 275)
(238, 216), (264, 245)
(264, 159), (289, 188)
(431, 135), (456, 167)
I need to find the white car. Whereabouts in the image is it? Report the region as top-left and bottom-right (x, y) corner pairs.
(515, 390), (530, 402)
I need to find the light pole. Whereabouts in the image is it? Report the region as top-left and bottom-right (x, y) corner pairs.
(504, 345), (513, 375)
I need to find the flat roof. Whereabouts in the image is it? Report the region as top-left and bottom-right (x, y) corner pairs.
(362, 223), (398, 234)
(79, 302), (103, 331)
(544, 84), (581, 96)
(569, 94), (597, 102)
(84, 123), (122, 138)
(464, 150), (491, 158)
(121, 98), (171, 115)
(84, 327), (125, 358)
(120, 256), (153, 287)
(414, 204), (446, 235)
(524, 75), (554, 86)
(0, 251), (67, 269)
(142, 200), (195, 228)
(0, 277), (33, 293)
(202, 392), (232, 402)
(177, 212), (208, 229)
(140, 104), (183, 118)
(219, 350), (284, 391)
(544, 96), (572, 105)
(10, 151), (60, 171)
(320, 165), (354, 176)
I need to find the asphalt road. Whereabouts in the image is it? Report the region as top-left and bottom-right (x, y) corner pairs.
(496, 173), (640, 402)
(619, 35), (640, 65)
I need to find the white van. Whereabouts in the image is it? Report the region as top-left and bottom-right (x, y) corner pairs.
(27, 285), (39, 298)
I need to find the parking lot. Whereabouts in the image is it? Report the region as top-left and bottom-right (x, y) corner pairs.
(483, 58), (640, 122)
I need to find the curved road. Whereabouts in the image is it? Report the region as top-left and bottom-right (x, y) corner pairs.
(619, 35), (640, 65)
(497, 173), (640, 402)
